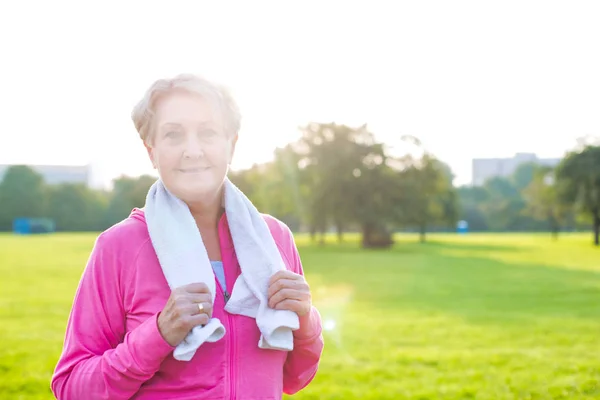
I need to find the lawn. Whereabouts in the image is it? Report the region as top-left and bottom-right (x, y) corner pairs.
(1, 232), (599, 399)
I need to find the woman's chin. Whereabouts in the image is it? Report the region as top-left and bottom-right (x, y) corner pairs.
(175, 183), (222, 204)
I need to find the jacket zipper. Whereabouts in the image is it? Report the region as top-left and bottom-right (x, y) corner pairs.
(227, 310), (236, 399)
(216, 280), (235, 399)
(216, 213), (236, 399)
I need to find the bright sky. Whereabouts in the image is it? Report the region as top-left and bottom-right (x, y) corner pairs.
(1, 1), (599, 187)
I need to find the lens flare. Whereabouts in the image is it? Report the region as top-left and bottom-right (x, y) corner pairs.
(324, 319), (336, 331)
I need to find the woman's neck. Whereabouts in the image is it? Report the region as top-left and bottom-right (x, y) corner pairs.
(187, 191), (224, 230)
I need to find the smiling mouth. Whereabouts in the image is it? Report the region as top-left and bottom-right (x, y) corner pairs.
(178, 167), (211, 173)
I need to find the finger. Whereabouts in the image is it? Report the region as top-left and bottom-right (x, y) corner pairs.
(174, 301), (212, 319)
(192, 301), (213, 318)
(267, 278), (303, 298)
(273, 299), (303, 314)
(268, 270), (298, 286)
(269, 287), (309, 309)
(172, 293), (211, 310)
(186, 313), (210, 329)
(186, 293), (213, 305)
(184, 282), (212, 294)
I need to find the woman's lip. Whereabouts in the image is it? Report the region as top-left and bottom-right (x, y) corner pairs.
(178, 167), (210, 173)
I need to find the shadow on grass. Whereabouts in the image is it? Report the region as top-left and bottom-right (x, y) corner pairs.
(416, 240), (523, 253)
(297, 236), (525, 255)
(397, 252), (600, 323)
(302, 243), (600, 325)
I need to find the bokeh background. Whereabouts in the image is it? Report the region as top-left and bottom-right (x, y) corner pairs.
(1, 1), (599, 399)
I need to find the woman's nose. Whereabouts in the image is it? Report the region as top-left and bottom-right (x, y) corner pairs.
(182, 135), (205, 159)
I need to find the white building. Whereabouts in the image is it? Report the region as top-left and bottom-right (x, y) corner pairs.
(0, 164), (92, 186)
(472, 153), (561, 186)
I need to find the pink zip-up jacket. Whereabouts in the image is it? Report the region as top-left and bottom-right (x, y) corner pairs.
(51, 208), (324, 399)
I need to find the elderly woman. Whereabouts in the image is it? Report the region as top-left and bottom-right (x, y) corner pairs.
(51, 74), (324, 399)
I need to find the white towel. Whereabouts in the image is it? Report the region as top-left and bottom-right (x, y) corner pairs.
(144, 178), (299, 361)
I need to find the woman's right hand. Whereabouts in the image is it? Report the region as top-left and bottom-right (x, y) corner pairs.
(157, 282), (214, 347)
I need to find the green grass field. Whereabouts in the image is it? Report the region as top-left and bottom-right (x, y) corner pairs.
(1, 232), (599, 399)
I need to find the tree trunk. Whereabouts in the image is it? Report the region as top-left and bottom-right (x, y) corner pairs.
(419, 224), (426, 243)
(361, 223), (393, 248)
(549, 214), (559, 240)
(361, 223), (373, 248)
(335, 221), (343, 243)
(309, 226), (316, 243)
(594, 209), (599, 246)
(319, 225), (326, 246)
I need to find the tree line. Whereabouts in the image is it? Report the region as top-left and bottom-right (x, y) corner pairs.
(1, 123), (599, 247)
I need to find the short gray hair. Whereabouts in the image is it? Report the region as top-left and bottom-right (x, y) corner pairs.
(131, 73), (241, 144)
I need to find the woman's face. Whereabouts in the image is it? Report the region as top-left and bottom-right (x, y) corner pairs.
(146, 90), (237, 204)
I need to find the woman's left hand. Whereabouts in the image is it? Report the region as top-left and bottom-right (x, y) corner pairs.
(267, 270), (312, 317)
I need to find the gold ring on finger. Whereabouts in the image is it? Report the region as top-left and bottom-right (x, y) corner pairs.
(198, 303), (204, 312)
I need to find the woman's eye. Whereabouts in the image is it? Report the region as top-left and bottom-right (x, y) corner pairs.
(166, 131), (182, 139)
(199, 130), (218, 141)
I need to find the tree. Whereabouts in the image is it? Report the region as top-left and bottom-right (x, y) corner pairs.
(229, 164), (270, 212)
(511, 162), (538, 192)
(269, 145), (308, 232)
(555, 145), (600, 245)
(46, 183), (108, 231)
(480, 177), (525, 231)
(456, 186), (490, 231)
(230, 148), (305, 232)
(352, 148), (401, 248)
(296, 122), (388, 245)
(394, 153), (458, 242)
(104, 175), (157, 227)
(0, 165), (47, 231)
(522, 166), (568, 239)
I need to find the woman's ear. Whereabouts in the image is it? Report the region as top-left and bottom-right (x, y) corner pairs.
(145, 143), (157, 169)
(228, 134), (239, 163)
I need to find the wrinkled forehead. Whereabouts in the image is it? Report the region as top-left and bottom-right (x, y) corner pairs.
(158, 121), (220, 131)
(144, 91), (228, 146)
(154, 90), (225, 129)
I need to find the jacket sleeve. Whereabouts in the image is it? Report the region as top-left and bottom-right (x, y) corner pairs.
(50, 234), (175, 400)
(280, 228), (325, 395)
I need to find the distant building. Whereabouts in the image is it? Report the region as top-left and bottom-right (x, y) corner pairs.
(0, 164), (92, 186)
(472, 153), (561, 186)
